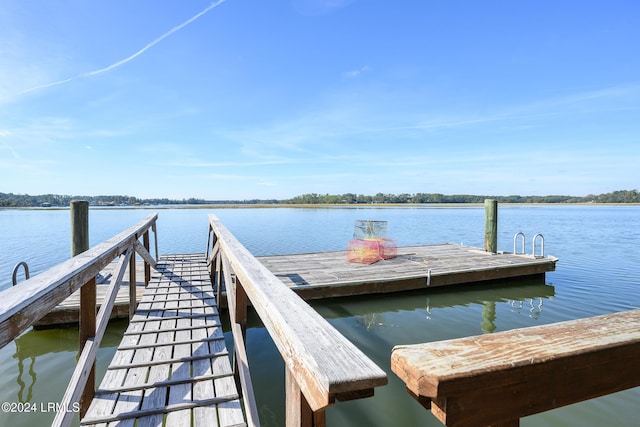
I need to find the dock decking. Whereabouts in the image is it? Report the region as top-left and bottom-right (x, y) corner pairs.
(81, 253), (245, 426)
(257, 243), (558, 300)
(36, 243), (558, 327)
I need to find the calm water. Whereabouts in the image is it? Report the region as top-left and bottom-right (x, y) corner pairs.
(0, 206), (639, 426)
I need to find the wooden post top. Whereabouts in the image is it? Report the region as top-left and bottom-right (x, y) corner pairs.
(392, 309), (640, 426)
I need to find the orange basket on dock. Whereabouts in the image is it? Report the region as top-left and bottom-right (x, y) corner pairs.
(347, 238), (397, 264)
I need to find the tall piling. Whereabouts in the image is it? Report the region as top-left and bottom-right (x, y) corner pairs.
(484, 199), (498, 253)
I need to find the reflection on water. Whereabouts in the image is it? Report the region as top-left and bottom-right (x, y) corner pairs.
(15, 354), (35, 402)
(1, 320), (128, 427)
(509, 297), (545, 320)
(244, 280), (557, 427)
(481, 301), (497, 333)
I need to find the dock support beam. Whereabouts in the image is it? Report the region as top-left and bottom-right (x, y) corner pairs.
(286, 367), (326, 427)
(484, 199), (498, 253)
(71, 200), (95, 417)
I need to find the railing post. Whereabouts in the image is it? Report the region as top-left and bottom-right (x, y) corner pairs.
(215, 252), (223, 302)
(129, 243), (137, 319)
(485, 199), (498, 253)
(70, 200), (95, 418)
(233, 277), (248, 384)
(286, 367), (326, 427)
(143, 230), (151, 285)
(152, 221), (159, 262)
(206, 225), (213, 260)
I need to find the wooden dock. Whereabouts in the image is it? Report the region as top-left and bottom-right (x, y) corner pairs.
(257, 243), (558, 301)
(34, 243), (557, 327)
(4, 210), (639, 427)
(81, 253), (246, 426)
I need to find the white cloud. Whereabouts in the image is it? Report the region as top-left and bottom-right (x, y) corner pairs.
(343, 65), (372, 78)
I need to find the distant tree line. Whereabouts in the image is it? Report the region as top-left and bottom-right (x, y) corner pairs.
(0, 192), (281, 207)
(1, 190), (639, 208)
(285, 190), (640, 204)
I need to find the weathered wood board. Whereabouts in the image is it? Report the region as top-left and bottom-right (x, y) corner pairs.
(81, 253), (245, 427)
(391, 309), (640, 427)
(256, 244), (557, 300)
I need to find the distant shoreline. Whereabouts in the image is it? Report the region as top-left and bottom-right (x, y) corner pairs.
(2, 189), (639, 208)
(3, 202), (640, 211)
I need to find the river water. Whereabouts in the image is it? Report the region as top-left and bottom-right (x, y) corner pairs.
(0, 205), (638, 426)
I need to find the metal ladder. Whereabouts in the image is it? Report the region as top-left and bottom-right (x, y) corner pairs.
(12, 261), (30, 286)
(513, 232), (545, 258)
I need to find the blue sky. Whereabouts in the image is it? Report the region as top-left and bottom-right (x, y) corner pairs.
(1, 0), (639, 200)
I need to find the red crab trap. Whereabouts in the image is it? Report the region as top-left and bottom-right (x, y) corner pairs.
(347, 220), (397, 264)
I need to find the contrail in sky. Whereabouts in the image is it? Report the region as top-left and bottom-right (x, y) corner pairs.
(21, 0), (226, 94)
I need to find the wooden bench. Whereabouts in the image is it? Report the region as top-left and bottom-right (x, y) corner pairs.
(391, 309), (640, 427)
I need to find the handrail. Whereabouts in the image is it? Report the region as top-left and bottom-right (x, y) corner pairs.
(207, 214), (388, 425)
(513, 232), (525, 255)
(12, 261), (30, 286)
(532, 233), (545, 258)
(392, 309), (640, 427)
(0, 213), (158, 348)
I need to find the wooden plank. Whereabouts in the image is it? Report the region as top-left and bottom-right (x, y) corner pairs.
(165, 268), (198, 426)
(391, 309), (640, 427)
(210, 214), (388, 413)
(192, 300), (220, 427)
(136, 296), (172, 427)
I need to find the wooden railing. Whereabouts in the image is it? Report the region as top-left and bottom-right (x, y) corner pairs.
(0, 213), (158, 427)
(206, 214), (388, 427)
(391, 309), (640, 427)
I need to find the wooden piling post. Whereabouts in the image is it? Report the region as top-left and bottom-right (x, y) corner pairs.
(70, 200), (96, 417)
(484, 199), (498, 253)
(71, 200), (90, 257)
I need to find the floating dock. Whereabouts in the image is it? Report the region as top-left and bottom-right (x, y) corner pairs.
(258, 243), (557, 300)
(33, 244), (557, 327)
